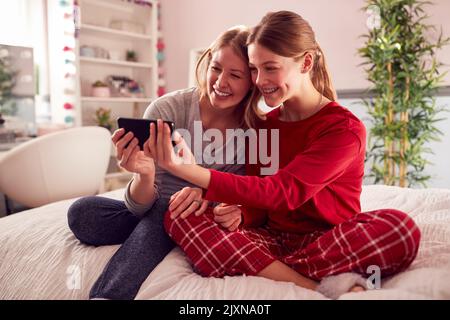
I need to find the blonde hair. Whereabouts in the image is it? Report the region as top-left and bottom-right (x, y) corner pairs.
(195, 26), (253, 128)
(245, 11), (337, 128)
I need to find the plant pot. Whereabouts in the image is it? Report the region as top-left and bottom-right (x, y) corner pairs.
(91, 87), (111, 98)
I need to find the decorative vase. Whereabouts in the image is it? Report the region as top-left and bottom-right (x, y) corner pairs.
(91, 87), (111, 98)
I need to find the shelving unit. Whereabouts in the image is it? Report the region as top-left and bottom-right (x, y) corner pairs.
(80, 97), (153, 103)
(79, 56), (153, 69)
(43, 0), (161, 188)
(74, 0), (158, 126)
(80, 23), (153, 40)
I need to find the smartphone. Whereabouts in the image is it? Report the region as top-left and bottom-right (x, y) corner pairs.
(117, 117), (175, 150)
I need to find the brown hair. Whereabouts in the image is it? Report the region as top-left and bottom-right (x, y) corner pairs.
(195, 26), (253, 128)
(245, 11), (337, 128)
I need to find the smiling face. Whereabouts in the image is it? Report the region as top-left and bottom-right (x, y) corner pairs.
(248, 43), (305, 108)
(206, 46), (252, 110)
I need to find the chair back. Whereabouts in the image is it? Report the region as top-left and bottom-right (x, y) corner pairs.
(0, 126), (111, 208)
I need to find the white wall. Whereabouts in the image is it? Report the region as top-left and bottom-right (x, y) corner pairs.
(0, 0), (32, 47)
(0, 0), (49, 95)
(0, 0), (51, 124)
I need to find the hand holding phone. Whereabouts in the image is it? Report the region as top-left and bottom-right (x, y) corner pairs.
(117, 117), (175, 150)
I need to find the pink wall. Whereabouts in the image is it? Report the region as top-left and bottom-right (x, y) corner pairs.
(159, 0), (450, 93)
(428, 0), (450, 89)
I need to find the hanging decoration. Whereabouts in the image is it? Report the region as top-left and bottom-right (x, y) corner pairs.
(156, 2), (166, 97)
(59, 0), (77, 126)
(73, 0), (80, 39)
(56, 0), (165, 126)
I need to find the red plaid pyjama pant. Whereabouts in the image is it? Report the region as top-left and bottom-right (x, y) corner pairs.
(164, 208), (421, 281)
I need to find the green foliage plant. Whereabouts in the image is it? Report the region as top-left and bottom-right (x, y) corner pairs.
(359, 0), (450, 187)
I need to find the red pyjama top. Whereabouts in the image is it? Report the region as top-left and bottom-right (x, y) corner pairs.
(204, 101), (366, 234)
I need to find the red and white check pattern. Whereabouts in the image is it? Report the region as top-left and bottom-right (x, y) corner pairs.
(164, 208), (420, 281)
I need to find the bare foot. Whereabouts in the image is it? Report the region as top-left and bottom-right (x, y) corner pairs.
(349, 285), (365, 293)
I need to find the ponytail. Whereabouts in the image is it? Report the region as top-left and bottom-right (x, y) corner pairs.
(311, 45), (337, 102)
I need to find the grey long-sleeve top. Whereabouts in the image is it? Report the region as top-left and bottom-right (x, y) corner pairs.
(124, 87), (245, 217)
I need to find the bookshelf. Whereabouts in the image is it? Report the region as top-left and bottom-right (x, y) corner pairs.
(74, 0), (158, 126)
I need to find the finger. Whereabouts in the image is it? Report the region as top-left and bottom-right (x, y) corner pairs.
(169, 191), (181, 204)
(148, 123), (157, 161)
(214, 210), (240, 223)
(120, 137), (139, 164)
(194, 200), (209, 216)
(169, 189), (190, 212)
(180, 201), (200, 219)
(172, 131), (184, 158)
(213, 203), (227, 215)
(214, 205), (240, 216)
(143, 138), (152, 158)
(214, 214), (229, 224)
(169, 192), (183, 207)
(120, 144), (139, 167)
(228, 218), (241, 232)
(127, 146), (140, 164)
(119, 144), (139, 169)
(172, 192), (197, 218)
(116, 131), (134, 160)
(163, 123), (176, 163)
(143, 123), (156, 159)
(156, 119), (164, 163)
(170, 192), (196, 218)
(111, 128), (125, 144)
(173, 130), (183, 146)
(173, 131), (194, 165)
(169, 187), (192, 211)
(221, 216), (239, 229)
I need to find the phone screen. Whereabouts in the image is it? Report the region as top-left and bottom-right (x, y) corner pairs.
(117, 117), (175, 150)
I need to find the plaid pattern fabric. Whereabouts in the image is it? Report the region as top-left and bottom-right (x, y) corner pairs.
(164, 208), (420, 281)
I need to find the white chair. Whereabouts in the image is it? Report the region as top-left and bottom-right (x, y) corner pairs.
(0, 126), (111, 212)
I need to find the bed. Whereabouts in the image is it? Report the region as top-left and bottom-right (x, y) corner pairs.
(1, 185), (449, 300)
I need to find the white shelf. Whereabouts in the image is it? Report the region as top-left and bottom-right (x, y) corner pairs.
(80, 57), (152, 69)
(81, 0), (137, 13)
(81, 97), (152, 103)
(80, 24), (152, 40)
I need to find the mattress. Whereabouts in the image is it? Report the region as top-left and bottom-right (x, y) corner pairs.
(0, 185), (449, 300)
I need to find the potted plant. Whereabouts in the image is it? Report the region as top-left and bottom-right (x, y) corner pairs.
(94, 107), (113, 131)
(359, 0), (449, 187)
(91, 80), (110, 98)
(126, 50), (138, 62)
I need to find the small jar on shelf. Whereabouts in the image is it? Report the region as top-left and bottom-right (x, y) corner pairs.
(91, 80), (111, 97)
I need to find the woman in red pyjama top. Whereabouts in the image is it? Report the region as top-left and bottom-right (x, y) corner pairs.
(147, 11), (421, 298)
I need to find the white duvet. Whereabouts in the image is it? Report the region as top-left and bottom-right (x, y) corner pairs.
(0, 185), (449, 300)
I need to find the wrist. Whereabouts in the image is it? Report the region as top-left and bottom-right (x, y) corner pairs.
(136, 172), (154, 183)
(165, 163), (187, 180)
